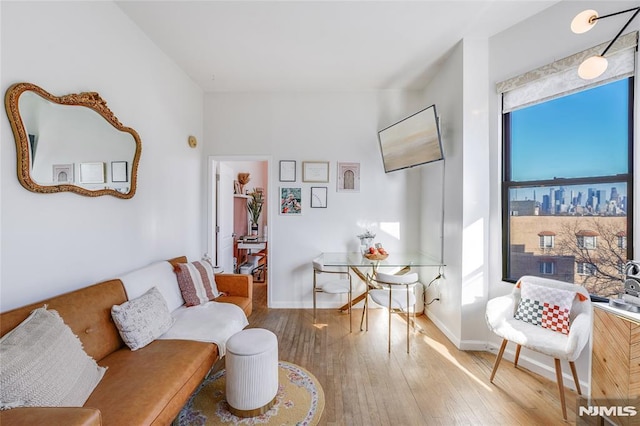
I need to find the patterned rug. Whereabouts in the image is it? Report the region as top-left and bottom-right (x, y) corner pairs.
(173, 361), (324, 425)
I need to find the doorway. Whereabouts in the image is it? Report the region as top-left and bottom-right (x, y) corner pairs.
(208, 156), (271, 308)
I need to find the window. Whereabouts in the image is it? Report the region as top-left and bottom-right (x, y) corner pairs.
(577, 262), (597, 276)
(618, 234), (627, 249)
(539, 261), (555, 275)
(502, 78), (633, 298)
(576, 235), (597, 250)
(539, 234), (555, 249)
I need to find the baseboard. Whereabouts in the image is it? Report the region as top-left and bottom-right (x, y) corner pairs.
(425, 310), (461, 348)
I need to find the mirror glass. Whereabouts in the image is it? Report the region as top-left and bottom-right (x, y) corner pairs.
(5, 83), (141, 198)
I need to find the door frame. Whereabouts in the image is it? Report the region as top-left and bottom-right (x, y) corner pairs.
(207, 155), (272, 307)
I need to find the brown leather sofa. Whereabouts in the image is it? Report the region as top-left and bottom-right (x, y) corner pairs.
(0, 256), (253, 426)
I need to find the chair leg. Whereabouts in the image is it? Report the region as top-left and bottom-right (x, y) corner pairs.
(313, 273), (317, 324)
(406, 286), (410, 353)
(554, 358), (567, 421)
(490, 339), (508, 383)
(313, 291), (317, 324)
(360, 289), (368, 331)
(348, 290), (352, 333)
(388, 289), (392, 353)
(569, 361), (582, 395)
(514, 344), (522, 367)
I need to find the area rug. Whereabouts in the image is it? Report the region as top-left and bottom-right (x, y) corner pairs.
(173, 361), (324, 425)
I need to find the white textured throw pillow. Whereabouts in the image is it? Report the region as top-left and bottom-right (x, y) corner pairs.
(0, 307), (106, 410)
(111, 286), (175, 350)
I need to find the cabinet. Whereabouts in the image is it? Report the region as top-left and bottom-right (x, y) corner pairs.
(591, 303), (640, 402)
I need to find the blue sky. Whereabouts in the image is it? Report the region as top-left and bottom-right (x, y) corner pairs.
(510, 78), (629, 182)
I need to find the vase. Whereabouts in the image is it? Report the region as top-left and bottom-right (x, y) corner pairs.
(251, 224), (259, 236)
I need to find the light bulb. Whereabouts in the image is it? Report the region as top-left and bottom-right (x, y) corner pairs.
(571, 9), (599, 34)
(578, 55), (608, 79)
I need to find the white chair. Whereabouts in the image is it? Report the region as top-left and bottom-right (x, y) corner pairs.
(366, 271), (419, 353)
(312, 256), (352, 332)
(485, 275), (592, 420)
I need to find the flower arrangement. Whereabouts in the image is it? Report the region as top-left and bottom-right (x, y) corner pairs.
(247, 189), (264, 228)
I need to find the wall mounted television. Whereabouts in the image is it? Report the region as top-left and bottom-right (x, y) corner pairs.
(377, 104), (444, 173)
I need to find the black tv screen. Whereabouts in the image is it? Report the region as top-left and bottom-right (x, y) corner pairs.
(377, 104), (444, 173)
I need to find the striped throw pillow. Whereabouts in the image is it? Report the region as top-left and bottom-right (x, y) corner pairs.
(174, 261), (220, 306)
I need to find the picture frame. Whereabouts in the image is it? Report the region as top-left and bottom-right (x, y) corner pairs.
(302, 161), (329, 183)
(280, 187), (302, 215)
(79, 162), (105, 184)
(52, 164), (73, 184)
(279, 160), (296, 182)
(111, 161), (128, 183)
(310, 186), (327, 208)
(337, 162), (360, 192)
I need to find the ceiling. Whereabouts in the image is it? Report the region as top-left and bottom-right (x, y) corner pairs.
(117, 1), (559, 93)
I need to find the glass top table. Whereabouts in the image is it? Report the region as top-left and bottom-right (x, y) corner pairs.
(321, 252), (444, 330)
(321, 252), (444, 268)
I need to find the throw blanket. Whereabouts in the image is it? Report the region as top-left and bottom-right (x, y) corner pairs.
(119, 261), (248, 356)
(159, 302), (249, 356)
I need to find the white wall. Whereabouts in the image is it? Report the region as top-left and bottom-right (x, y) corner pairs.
(420, 41), (465, 344)
(1, 1), (204, 311)
(487, 0), (640, 391)
(204, 91), (427, 307)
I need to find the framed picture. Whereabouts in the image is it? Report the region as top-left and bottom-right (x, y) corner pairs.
(310, 186), (327, 208)
(280, 187), (302, 215)
(302, 161), (329, 182)
(337, 162), (360, 192)
(79, 162), (105, 184)
(279, 160), (296, 182)
(52, 164), (73, 184)
(111, 161), (128, 183)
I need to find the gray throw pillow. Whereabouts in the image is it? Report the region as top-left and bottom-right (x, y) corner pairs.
(111, 286), (175, 350)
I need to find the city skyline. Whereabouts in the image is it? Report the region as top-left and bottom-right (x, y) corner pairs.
(510, 182), (628, 215)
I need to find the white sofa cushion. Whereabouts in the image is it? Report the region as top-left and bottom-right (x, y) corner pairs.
(0, 307), (106, 409)
(120, 261), (185, 311)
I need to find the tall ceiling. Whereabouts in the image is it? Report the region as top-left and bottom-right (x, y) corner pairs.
(117, 1), (559, 92)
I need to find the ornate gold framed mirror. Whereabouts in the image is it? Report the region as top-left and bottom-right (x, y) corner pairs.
(4, 82), (141, 199)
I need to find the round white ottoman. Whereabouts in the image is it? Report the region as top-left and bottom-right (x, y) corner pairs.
(225, 328), (279, 417)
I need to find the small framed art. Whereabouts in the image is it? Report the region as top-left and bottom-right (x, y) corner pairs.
(310, 186), (327, 208)
(337, 162), (360, 192)
(280, 187), (302, 215)
(279, 160), (296, 182)
(79, 162), (105, 184)
(302, 161), (329, 183)
(111, 161), (128, 183)
(52, 164), (73, 184)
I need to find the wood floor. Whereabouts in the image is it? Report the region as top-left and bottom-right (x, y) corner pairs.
(246, 282), (579, 425)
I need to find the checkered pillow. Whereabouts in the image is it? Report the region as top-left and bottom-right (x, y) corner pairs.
(514, 282), (575, 334)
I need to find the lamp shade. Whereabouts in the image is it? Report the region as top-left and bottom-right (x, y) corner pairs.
(571, 9), (599, 33)
(578, 55), (608, 79)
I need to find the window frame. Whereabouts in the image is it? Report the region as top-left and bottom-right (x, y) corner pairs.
(539, 261), (555, 275)
(501, 77), (635, 284)
(577, 262), (597, 276)
(539, 235), (555, 249)
(577, 235), (598, 250)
